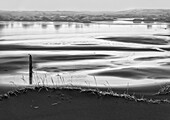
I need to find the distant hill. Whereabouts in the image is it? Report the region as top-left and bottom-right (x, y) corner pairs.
(0, 9), (170, 22)
(112, 9), (170, 17)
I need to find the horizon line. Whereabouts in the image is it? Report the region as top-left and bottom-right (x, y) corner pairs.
(1, 8), (170, 12)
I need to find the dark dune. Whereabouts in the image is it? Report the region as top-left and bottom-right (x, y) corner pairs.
(92, 67), (170, 79)
(37, 65), (110, 72)
(0, 44), (166, 52)
(98, 36), (169, 45)
(134, 56), (170, 61)
(1, 87), (170, 120)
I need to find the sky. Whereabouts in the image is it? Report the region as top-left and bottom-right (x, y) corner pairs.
(0, 0), (170, 11)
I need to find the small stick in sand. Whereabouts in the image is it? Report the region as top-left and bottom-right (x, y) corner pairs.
(29, 54), (33, 85)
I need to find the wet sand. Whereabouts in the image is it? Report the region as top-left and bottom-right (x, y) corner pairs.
(92, 67), (170, 79)
(0, 44), (168, 52)
(0, 54), (110, 74)
(134, 56), (170, 61)
(98, 36), (169, 45)
(1, 22), (170, 119)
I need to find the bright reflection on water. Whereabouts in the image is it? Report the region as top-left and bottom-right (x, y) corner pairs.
(0, 21), (170, 87)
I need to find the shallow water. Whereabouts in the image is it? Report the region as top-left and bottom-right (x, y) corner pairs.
(0, 21), (170, 87)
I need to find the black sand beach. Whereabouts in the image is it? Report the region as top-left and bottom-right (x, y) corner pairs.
(1, 85), (170, 120)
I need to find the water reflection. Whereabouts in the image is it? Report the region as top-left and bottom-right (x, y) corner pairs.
(0, 24), (5, 31)
(11, 23), (14, 28)
(68, 22), (73, 28)
(167, 24), (170, 29)
(84, 23), (90, 27)
(75, 24), (83, 29)
(5, 23), (9, 28)
(54, 24), (62, 30)
(133, 20), (142, 23)
(144, 20), (154, 23)
(41, 23), (48, 29)
(147, 24), (152, 29)
(22, 23), (34, 29)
